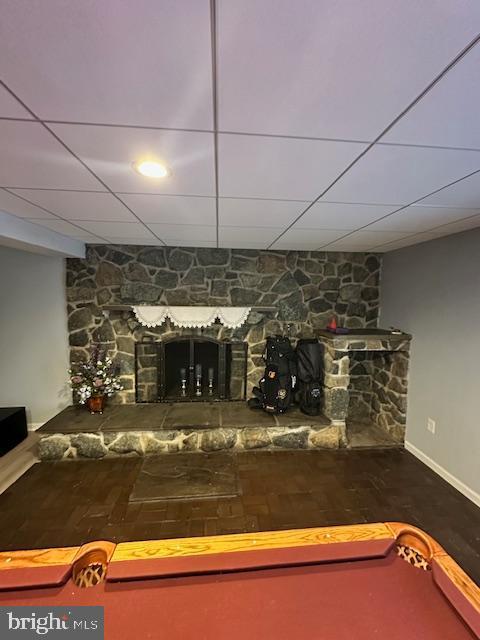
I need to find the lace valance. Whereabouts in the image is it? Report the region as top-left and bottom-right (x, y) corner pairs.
(132, 306), (252, 329)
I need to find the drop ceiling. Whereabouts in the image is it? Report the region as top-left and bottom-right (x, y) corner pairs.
(1, 0), (480, 252)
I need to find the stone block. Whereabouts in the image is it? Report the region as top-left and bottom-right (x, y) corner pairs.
(241, 428), (271, 449)
(182, 432), (199, 451)
(339, 284), (361, 302)
(38, 435), (71, 460)
(167, 249), (194, 271)
(109, 433), (144, 454)
(201, 429), (237, 452)
(197, 248), (229, 265)
(138, 248), (166, 267)
(257, 254), (286, 273)
(278, 291), (308, 321)
(230, 288), (261, 305)
(96, 262), (123, 286)
(154, 270), (178, 289)
(68, 307), (92, 332)
(125, 263), (150, 282)
(324, 373), (350, 389)
(71, 433), (107, 458)
(323, 388), (349, 421)
(272, 429), (309, 449)
(309, 425), (340, 449)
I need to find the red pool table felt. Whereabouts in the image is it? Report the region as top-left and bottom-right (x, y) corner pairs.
(0, 523), (479, 639)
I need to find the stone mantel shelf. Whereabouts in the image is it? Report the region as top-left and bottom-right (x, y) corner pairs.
(317, 328), (411, 355)
(317, 329), (411, 341)
(101, 304), (277, 312)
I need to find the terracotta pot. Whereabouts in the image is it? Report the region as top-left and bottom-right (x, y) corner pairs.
(86, 395), (105, 414)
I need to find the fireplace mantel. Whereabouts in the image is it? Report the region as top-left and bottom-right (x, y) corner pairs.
(101, 304), (277, 312)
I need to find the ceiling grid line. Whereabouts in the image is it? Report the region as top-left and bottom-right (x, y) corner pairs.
(315, 167), (480, 250)
(210, 0), (220, 248)
(1, 4), (480, 251)
(371, 209), (480, 251)
(267, 31), (480, 250)
(0, 79), (167, 246)
(1, 187), (111, 243)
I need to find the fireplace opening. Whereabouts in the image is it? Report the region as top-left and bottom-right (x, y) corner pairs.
(135, 336), (247, 403)
(346, 349), (408, 444)
(164, 338), (221, 400)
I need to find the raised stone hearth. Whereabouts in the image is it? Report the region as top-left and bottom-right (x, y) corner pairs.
(37, 404), (340, 459)
(36, 401), (401, 460)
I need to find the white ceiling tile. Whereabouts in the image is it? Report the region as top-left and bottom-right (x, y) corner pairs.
(0, 189), (55, 219)
(148, 224), (216, 243)
(383, 45), (480, 148)
(296, 201), (397, 230)
(105, 238), (163, 246)
(0, 86), (32, 118)
(325, 144), (480, 205)
(427, 214), (480, 235)
(70, 233), (106, 242)
(419, 171), (480, 208)
(219, 227), (281, 246)
(272, 229), (346, 250)
(372, 232), (445, 252)
(10, 189), (135, 221)
(219, 198), (306, 227)
(75, 221), (154, 239)
(0, 1), (212, 129)
(51, 124), (215, 196)
(365, 205), (480, 232)
(120, 194), (216, 225)
(218, 0), (480, 139)
(218, 240), (269, 249)
(219, 134), (367, 200)
(0, 121), (102, 190)
(168, 241), (217, 248)
(30, 218), (100, 238)
(324, 230), (412, 251)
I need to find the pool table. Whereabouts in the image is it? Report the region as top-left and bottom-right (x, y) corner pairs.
(0, 522), (478, 639)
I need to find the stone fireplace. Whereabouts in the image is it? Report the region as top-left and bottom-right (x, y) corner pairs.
(67, 245), (383, 407)
(35, 247), (415, 459)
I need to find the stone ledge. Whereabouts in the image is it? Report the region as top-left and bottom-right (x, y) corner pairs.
(37, 424), (341, 460)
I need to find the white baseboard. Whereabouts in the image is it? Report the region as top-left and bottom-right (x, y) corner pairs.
(28, 422), (44, 432)
(405, 440), (480, 508)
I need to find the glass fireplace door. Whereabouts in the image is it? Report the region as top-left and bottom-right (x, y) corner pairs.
(159, 337), (226, 402)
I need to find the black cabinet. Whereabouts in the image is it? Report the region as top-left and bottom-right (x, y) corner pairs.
(0, 407), (28, 456)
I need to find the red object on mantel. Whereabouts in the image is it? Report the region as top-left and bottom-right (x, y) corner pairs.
(327, 316), (337, 330)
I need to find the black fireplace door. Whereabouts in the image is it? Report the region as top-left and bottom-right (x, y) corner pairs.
(159, 337), (227, 401)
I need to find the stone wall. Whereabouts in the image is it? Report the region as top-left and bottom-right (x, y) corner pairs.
(348, 352), (375, 423)
(67, 246), (381, 403)
(347, 350), (410, 441)
(320, 333), (411, 444)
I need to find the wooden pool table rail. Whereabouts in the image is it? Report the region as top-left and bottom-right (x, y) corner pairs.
(0, 522), (478, 616)
(111, 522), (392, 562)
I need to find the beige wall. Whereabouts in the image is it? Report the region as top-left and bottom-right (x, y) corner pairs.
(0, 245), (70, 427)
(380, 227), (480, 502)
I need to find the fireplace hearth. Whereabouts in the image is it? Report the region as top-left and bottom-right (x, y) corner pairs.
(135, 337), (248, 403)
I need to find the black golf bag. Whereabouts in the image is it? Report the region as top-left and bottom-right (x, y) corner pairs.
(294, 339), (324, 416)
(248, 335), (297, 413)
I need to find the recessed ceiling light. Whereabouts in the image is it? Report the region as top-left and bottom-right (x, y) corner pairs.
(133, 160), (171, 178)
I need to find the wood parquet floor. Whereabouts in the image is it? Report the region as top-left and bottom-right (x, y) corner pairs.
(0, 448), (478, 583)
